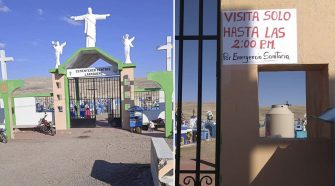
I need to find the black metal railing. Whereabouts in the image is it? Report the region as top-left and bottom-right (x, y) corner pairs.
(175, 0), (221, 185)
(68, 76), (121, 121)
(134, 90), (161, 110)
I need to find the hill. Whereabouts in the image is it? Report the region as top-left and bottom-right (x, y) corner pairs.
(180, 102), (306, 122)
(13, 76), (160, 95)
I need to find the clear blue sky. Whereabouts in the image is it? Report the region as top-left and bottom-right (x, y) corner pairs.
(0, 0), (172, 79)
(259, 71), (306, 106)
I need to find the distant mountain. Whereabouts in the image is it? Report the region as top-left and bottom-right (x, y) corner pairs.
(181, 102), (306, 122)
(14, 76), (53, 94)
(133, 77), (160, 89)
(13, 76), (160, 95)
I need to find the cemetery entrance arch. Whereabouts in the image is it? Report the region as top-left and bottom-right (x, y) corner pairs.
(49, 48), (136, 130)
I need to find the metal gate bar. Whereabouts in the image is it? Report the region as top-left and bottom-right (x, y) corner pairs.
(134, 91), (160, 110)
(68, 76), (121, 123)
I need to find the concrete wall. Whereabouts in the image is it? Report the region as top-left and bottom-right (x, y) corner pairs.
(14, 97), (53, 127)
(143, 111), (165, 124)
(220, 1), (335, 185)
(151, 138), (174, 186)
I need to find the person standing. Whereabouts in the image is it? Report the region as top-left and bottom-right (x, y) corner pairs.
(85, 103), (91, 119)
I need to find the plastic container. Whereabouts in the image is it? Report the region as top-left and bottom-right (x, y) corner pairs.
(128, 106), (144, 133)
(295, 131), (307, 138)
(265, 104), (295, 138)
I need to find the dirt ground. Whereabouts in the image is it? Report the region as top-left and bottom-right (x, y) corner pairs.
(0, 127), (171, 186)
(179, 140), (217, 185)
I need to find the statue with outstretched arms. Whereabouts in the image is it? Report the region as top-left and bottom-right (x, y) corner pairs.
(70, 7), (110, 47)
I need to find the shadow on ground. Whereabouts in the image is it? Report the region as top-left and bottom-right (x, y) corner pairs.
(91, 160), (154, 186)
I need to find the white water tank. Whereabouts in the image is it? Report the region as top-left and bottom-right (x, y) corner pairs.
(265, 104), (295, 138)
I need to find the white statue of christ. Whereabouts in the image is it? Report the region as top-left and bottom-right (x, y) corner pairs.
(123, 34), (135, 64)
(70, 7), (110, 47)
(52, 41), (66, 68)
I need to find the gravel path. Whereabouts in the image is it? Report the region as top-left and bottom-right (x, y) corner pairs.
(0, 128), (165, 186)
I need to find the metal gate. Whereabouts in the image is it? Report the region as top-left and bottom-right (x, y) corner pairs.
(134, 90), (161, 110)
(68, 76), (121, 127)
(175, 0), (221, 185)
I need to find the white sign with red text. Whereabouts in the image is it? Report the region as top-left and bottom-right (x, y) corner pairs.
(222, 9), (297, 65)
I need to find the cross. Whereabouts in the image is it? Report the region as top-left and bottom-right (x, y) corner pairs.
(157, 36), (173, 71)
(0, 50), (14, 80)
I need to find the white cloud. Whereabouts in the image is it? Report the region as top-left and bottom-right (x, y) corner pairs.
(0, 42), (5, 49)
(61, 16), (81, 26)
(0, 0), (11, 13)
(16, 58), (29, 62)
(37, 8), (43, 15)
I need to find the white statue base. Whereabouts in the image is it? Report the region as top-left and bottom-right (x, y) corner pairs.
(125, 57), (132, 64)
(86, 35), (96, 48)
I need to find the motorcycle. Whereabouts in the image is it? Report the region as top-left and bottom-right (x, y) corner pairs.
(36, 113), (56, 136)
(0, 128), (7, 143)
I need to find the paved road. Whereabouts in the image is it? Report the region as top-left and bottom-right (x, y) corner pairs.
(0, 128), (166, 186)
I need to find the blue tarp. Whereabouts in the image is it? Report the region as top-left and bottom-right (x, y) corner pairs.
(315, 107), (335, 124)
(128, 106), (144, 112)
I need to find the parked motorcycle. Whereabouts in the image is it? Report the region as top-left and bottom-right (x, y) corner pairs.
(36, 113), (56, 136)
(0, 128), (7, 143)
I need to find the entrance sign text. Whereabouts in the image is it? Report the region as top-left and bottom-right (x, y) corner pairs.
(67, 66), (118, 78)
(222, 9), (297, 65)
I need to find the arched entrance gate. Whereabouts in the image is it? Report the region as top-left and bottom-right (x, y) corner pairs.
(49, 48), (136, 130)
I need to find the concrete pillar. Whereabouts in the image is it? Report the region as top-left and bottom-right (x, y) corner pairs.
(52, 74), (68, 130)
(0, 80), (23, 139)
(120, 67), (135, 130)
(148, 71), (173, 138)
